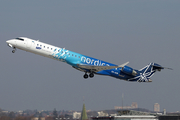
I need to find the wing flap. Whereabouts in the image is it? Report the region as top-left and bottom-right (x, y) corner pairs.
(77, 61), (129, 72)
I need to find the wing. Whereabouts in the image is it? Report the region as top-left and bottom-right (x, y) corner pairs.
(77, 62), (129, 72)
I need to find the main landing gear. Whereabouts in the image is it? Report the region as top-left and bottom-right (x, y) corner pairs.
(83, 72), (94, 79)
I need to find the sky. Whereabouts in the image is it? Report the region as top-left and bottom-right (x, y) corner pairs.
(0, 0), (180, 112)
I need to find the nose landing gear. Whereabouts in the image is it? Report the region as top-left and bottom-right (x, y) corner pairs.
(12, 47), (16, 53)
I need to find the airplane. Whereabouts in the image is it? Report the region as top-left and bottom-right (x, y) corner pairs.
(6, 37), (172, 82)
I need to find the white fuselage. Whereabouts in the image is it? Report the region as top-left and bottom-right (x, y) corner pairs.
(7, 37), (67, 62)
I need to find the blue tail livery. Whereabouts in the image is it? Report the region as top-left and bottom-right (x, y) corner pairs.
(6, 37), (172, 82)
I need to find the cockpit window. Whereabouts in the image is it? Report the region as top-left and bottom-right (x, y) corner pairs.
(15, 38), (24, 41)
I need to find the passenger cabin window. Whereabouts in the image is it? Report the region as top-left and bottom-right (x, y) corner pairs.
(15, 38), (24, 41)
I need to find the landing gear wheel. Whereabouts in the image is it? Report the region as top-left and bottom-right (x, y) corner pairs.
(83, 74), (88, 79)
(89, 73), (94, 78)
(138, 80), (142, 83)
(12, 50), (15, 53)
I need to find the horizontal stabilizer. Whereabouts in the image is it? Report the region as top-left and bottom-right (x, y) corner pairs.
(152, 65), (173, 70)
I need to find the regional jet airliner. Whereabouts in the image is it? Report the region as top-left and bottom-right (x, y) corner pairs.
(6, 37), (172, 82)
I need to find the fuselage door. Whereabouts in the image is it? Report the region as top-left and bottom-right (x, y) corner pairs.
(26, 39), (32, 48)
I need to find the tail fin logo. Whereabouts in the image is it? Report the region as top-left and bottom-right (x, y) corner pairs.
(137, 73), (150, 82)
(128, 63), (156, 82)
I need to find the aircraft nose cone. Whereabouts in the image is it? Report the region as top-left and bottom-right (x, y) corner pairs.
(6, 40), (14, 48)
(6, 39), (15, 44)
(6, 40), (10, 44)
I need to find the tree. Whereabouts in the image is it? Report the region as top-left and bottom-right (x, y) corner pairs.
(0, 116), (11, 120)
(53, 108), (58, 120)
(14, 116), (26, 120)
(38, 112), (42, 120)
(8, 112), (15, 119)
(45, 116), (53, 120)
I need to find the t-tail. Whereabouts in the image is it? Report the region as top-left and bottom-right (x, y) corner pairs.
(128, 63), (172, 82)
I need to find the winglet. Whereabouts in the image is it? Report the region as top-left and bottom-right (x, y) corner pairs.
(118, 61), (129, 68)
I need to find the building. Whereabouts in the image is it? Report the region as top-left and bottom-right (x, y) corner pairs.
(73, 112), (81, 119)
(31, 117), (45, 120)
(91, 115), (158, 120)
(115, 102), (138, 110)
(131, 102), (138, 108)
(98, 111), (109, 117)
(154, 103), (160, 112)
(158, 115), (180, 120)
(92, 110), (158, 120)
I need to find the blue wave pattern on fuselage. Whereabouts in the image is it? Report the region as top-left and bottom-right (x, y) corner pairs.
(50, 48), (135, 78)
(52, 48), (70, 62)
(50, 48), (156, 82)
(52, 48), (116, 66)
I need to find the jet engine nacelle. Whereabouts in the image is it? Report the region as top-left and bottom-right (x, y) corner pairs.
(122, 66), (137, 76)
